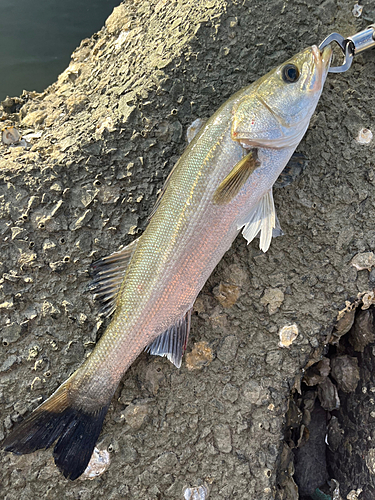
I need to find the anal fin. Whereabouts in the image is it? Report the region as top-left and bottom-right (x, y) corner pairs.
(145, 309), (192, 368)
(88, 238), (139, 316)
(237, 189), (281, 252)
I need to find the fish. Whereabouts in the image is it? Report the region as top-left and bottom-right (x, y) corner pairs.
(2, 44), (332, 480)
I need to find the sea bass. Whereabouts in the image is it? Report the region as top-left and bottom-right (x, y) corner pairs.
(2, 45), (332, 479)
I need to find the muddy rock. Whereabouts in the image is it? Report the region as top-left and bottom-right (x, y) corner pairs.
(122, 402), (149, 430)
(334, 302), (356, 338)
(185, 341), (213, 370)
(260, 287), (285, 315)
(216, 335), (239, 363)
(1, 324), (22, 344)
(351, 252), (375, 271)
(317, 376), (340, 411)
(331, 355), (360, 393)
(294, 403), (329, 496)
(1, 0), (375, 499)
(213, 282), (240, 308)
(303, 357), (330, 386)
(349, 309), (374, 352)
(213, 423), (232, 453)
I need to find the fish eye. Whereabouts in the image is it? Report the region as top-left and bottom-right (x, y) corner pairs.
(282, 64), (300, 83)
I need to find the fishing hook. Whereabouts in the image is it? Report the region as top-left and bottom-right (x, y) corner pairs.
(319, 24), (375, 73)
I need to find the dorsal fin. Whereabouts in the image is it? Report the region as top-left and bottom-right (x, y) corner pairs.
(88, 238), (139, 316)
(213, 149), (260, 205)
(145, 308), (192, 368)
(237, 189), (280, 252)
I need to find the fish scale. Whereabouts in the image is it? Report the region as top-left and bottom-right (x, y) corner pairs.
(2, 44), (332, 480)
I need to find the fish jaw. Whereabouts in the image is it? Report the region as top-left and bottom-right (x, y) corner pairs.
(312, 45), (332, 88)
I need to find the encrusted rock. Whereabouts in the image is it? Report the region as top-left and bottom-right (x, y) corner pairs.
(222, 383), (239, 403)
(213, 282), (240, 308)
(66, 93), (88, 115)
(123, 402), (149, 430)
(81, 448), (110, 480)
(349, 309), (374, 352)
(351, 251), (375, 271)
(365, 448), (375, 475)
(143, 361), (166, 395)
(260, 287), (284, 315)
(0, 354), (19, 372)
(303, 357), (330, 386)
(241, 380), (267, 407)
(213, 423), (232, 453)
(22, 110), (47, 127)
(185, 341), (213, 370)
(105, 5), (131, 34)
(330, 355), (360, 393)
(279, 324), (298, 348)
(317, 376), (340, 411)
(216, 335), (239, 363)
(2, 323), (22, 344)
(153, 451), (178, 472)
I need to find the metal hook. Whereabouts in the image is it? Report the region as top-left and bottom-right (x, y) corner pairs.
(319, 25), (375, 73)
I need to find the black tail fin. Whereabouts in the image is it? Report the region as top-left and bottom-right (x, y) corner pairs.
(2, 383), (109, 480)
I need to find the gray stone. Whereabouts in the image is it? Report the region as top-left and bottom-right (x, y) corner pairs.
(213, 423), (232, 453)
(222, 383), (239, 403)
(2, 324), (22, 344)
(216, 335), (239, 363)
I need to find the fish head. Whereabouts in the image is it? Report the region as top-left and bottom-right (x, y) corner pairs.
(232, 45), (332, 149)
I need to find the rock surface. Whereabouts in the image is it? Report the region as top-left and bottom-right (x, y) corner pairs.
(0, 1), (375, 499)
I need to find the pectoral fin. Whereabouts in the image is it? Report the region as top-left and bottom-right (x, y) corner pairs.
(237, 189), (281, 252)
(213, 150), (260, 205)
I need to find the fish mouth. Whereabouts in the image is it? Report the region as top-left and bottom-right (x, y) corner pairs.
(307, 45), (332, 91)
(312, 44), (332, 80)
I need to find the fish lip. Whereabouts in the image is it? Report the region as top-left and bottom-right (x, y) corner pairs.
(320, 45), (333, 72)
(310, 44), (332, 89)
(314, 44), (332, 70)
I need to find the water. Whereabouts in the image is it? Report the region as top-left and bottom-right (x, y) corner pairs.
(0, 0), (120, 102)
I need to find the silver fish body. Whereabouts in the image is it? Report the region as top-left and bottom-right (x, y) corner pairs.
(77, 45), (331, 400)
(2, 44), (332, 480)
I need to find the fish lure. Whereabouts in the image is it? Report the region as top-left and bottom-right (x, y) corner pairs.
(2, 26), (374, 480)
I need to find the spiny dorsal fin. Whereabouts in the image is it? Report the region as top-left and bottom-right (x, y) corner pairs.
(145, 308), (192, 368)
(88, 238), (139, 317)
(237, 189), (280, 252)
(213, 149), (260, 205)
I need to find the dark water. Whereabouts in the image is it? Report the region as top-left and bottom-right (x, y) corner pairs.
(0, 0), (120, 102)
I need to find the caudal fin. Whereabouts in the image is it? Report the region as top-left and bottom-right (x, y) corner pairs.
(2, 382), (109, 480)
